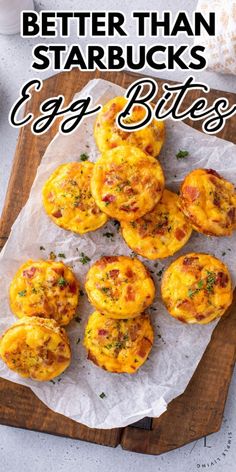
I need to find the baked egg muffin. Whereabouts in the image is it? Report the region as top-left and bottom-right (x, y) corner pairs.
(42, 162), (108, 234)
(121, 189), (192, 259)
(85, 255), (155, 319)
(94, 96), (165, 158)
(0, 317), (71, 381)
(180, 168), (236, 236)
(161, 253), (233, 324)
(91, 145), (165, 221)
(10, 259), (79, 326)
(84, 311), (154, 373)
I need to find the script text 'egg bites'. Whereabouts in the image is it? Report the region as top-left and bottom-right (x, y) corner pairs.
(179, 169), (236, 236)
(91, 145), (165, 222)
(84, 311), (154, 374)
(0, 317), (71, 381)
(161, 253), (233, 325)
(121, 189), (192, 259)
(85, 255), (155, 319)
(94, 96), (165, 157)
(42, 162), (108, 234)
(10, 260), (79, 326)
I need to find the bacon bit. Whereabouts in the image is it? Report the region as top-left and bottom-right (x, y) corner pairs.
(155, 227), (166, 235)
(216, 272), (229, 288)
(120, 204), (139, 213)
(45, 351), (55, 366)
(177, 317), (187, 323)
(96, 256), (119, 270)
(98, 329), (109, 336)
(183, 186), (200, 202)
(125, 268), (134, 278)
(57, 342), (65, 351)
(109, 142), (118, 149)
(87, 350), (99, 366)
(228, 207), (236, 223)
(52, 209), (62, 218)
(195, 314), (205, 321)
(109, 269), (120, 279)
(69, 282), (77, 294)
(175, 228), (186, 241)
(23, 267), (37, 278)
(102, 194), (116, 203)
(206, 169), (222, 179)
(57, 355), (69, 363)
(53, 267), (64, 276)
(183, 256), (199, 266)
(123, 186), (134, 196)
(137, 337), (152, 358)
(213, 194), (221, 207)
(129, 325), (139, 342)
(91, 206), (101, 215)
(102, 103), (117, 122)
(125, 285), (135, 302)
(177, 299), (194, 312)
(144, 144), (153, 155)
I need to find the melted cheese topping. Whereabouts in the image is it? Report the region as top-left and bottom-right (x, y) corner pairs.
(0, 317), (71, 381)
(85, 255), (155, 319)
(84, 311), (154, 373)
(10, 260), (79, 326)
(161, 253), (233, 324)
(180, 168), (236, 236)
(42, 162), (108, 234)
(91, 145), (165, 221)
(121, 189), (192, 259)
(94, 96), (165, 158)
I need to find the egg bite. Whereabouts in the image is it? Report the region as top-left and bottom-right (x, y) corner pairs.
(0, 317), (71, 381)
(42, 162), (108, 234)
(179, 168), (236, 236)
(84, 311), (154, 373)
(121, 189), (192, 259)
(161, 253), (233, 324)
(85, 255), (155, 319)
(94, 96), (165, 158)
(91, 145), (165, 222)
(9, 259), (79, 326)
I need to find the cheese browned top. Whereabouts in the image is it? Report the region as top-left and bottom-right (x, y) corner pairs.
(91, 145), (165, 221)
(161, 253), (233, 324)
(180, 169), (236, 236)
(94, 96), (165, 157)
(10, 259), (79, 326)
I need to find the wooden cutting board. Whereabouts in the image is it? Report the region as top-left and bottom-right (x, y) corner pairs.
(0, 70), (236, 455)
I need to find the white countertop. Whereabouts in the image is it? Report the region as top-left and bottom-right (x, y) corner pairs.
(0, 1), (236, 471)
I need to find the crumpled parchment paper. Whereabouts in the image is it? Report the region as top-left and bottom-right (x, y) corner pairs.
(0, 78), (236, 429)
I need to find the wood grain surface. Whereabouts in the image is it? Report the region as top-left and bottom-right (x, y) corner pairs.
(0, 69), (236, 455)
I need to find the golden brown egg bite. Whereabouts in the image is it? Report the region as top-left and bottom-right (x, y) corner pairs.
(85, 255), (155, 319)
(91, 145), (165, 222)
(84, 311), (154, 373)
(42, 162), (108, 234)
(94, 96), (165, 158)
(161, 253), (233, 324)
(121, 189), (192, 259)
(0, 317), (71, 381)
(9, 259), (79, 326)
(179, 168), (236, 236)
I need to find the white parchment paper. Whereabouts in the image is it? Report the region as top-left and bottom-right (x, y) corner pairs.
(0, 78), (236, 429)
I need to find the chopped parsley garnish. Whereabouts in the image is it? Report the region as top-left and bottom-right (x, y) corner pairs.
(58, 253), (66, 259)
(104, 201), (110, 206)
(49, 251), (57, 260)
(103, 232), (114, 239)
(101, 287), (110, 294)
(79, 252), (91, 264)
(80, 153), (89, 161)
(206, 271), (216, 293)
(176, 149), (189, 159)
(40, 246), (45, 251)
(99, 392), (106, 399)
(31, 288), (38, 294)
(79, 289), (84, 297)
(18, 290), (26, 297)
(58, 277), (67, 287)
